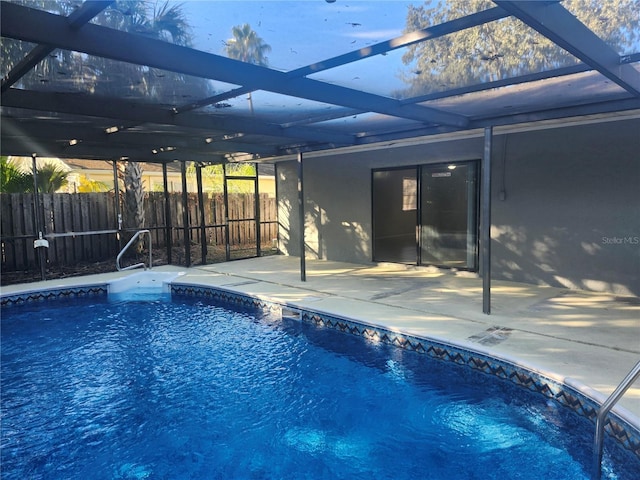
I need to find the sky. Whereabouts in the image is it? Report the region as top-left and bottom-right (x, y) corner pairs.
(179, 0), (420, 96)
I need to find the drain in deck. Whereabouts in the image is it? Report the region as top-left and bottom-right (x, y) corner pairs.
(467, 326), (513, 345)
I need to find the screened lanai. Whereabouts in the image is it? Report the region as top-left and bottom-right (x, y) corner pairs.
(2, 0), (639, 309)
(2, 0), (639, 159)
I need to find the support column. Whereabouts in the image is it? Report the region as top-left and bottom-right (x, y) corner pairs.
(113, 160), (122, 252)
(180, 161), (191, 267)
(162, 162), (172, 264)
(298, 152), (306, 282)
(254, 163), (261, 257)
(274, 163), (281, 254)
(481, 127), (493, 314)
(223, 163), (231, 261)
(196, 164), (207, 264)
(31, 153), (45, 281)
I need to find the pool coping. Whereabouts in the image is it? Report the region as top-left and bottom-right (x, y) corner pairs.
(2, 279), (639, 461)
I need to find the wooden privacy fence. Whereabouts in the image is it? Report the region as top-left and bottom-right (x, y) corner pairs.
(1, 192), (277, 273)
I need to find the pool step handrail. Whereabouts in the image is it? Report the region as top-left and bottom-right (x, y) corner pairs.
(116, 229), (152, 271)
(592, 359), (640, 480)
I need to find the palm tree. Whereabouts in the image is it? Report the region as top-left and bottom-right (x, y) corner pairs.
(1, 1), (75, 91)
(148, 1), (192, 45)
(93, 2), (206, 248)
(0, 158), (68, 193)
(0, 157), (31, 193)
(225, 24), (271, 66)
(120, 161), (146, 252)
(33, 163), (69, 193)
(225, 24), (272, 114)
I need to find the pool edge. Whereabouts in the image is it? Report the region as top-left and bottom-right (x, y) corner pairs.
(2, 279), (638, 461)
(169, 281), (640, 461)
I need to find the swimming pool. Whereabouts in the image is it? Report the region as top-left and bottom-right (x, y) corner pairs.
(1, 285), (639, 479)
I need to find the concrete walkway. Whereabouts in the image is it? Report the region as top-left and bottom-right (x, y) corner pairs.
(2, 256), (639, 419)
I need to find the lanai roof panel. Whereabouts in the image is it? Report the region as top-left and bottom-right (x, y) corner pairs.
(1, 0), (638, 163)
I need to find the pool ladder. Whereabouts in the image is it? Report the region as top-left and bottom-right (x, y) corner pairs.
(116, 229), (152, 271)
(592, 359), (640, 480)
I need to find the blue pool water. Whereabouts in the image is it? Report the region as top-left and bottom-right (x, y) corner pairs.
(1, 294), (638, 479)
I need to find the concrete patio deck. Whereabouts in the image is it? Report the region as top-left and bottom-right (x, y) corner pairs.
(2, 255), (639, 420)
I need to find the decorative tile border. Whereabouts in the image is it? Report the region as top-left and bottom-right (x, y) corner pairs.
(0, 285), (108, 308)
(302, 309), (640, 457)
(171, 283), (281, 314)
(171, 283), (640, 459)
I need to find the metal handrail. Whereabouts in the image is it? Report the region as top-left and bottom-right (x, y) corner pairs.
(592, 359), (640, 480)
(116, 229), (152, 271)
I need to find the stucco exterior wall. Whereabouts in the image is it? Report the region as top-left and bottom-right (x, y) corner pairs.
(490, 120), (639, 296)
(277, 118), (640, 296)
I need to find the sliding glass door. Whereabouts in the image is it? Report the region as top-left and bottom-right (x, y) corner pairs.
(372, 168), (418, 263)
(372, 161), (478, 270)
(420, 162), (478, 269)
